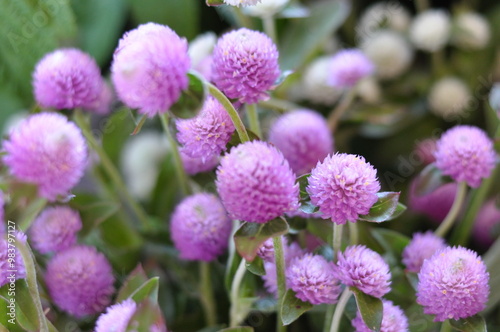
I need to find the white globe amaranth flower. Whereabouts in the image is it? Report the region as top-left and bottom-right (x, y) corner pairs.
(452, 12), (490, 50)
(188, 32), (217, 67)
(296, 56), (342, 105)
(223, 0), (261, 6)
(410, 10), (451, 52)
(428, 77), (471, 120)
(356, 76), (381, 104)
(243, 0), (289, 17)
(361, 30), (413, 79)
(357, 2), (411, 40)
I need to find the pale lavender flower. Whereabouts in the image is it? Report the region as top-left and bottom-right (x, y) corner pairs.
(94, 299), (137, 332)
(328, 49), (374, 88)
(402, 231), (447, 273)
(0, 232), (27, 287)
(180, 150), (219, 175)
(352, 299), (409, 332)
(473, 199), (500, 248)
(408, 180), (457, 223)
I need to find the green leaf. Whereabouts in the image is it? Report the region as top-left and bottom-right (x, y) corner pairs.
(170, 72), (206, 119)
(449, 315), (487, 332)
(281, 289), (313, 326)
(358, 192), (405, 223)
(129, 277), (160, 303)
(370, 228), (410, 258)
(101, 107), (136, 166)
(299, 201), (320, 215)
(350, 287), (383, 332)
(245, 256), (266, 276)
(116, 265), (149, 302)
(296, 173), (311, 200)
(127, 299), (166, 331)
(307, 219), (333, 244)
(287, 217), (308, 234)
(70, 194), (120, 236)
(99, 214), (143, 249)
(415, 164), (448, 196)
(234, 218), (289, 261)
(206, 0), (224, 5)
(218, 327), (254, 332)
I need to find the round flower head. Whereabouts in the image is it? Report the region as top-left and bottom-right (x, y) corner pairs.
(410, 10), (450, 52)
(287, 253), (341, 305)
(111, 23), (190, 117)
(33, 48), (102, 110)
(352, 299), (409, 332)
(212, 28), (280, 104)
(408, 180), (457, 223)
(95, 299), (137, 332)
(170, 193), (232, 261)
(0, 232), (27, 288)
(257, 237), (281, 263)
(298, 56), (342, 105)
(216, 141), (299, 223)
(417, 246), (489, 321)
(336, 245), (391, 298)
(434, 125), (496, 188)
(328, 49), (374, 88)
(29, 206), (82, 254)
(269, 109), (333, 175)
(85, 80), (115, 115)
(429, 77), (471, 120)
(176, 96), (235, 162)
(307, 153), (380, 224)
(453, 12), (490, 50)
(402, 231), (447, 273)
(3, 112), (88, 201)
(180, 150), (219, 175)
(45, 245), (115, 317)
(356, 76), (382, 104)
(414, 138), (437, 166)
(223, 0), (261, 7)
(357, 2), (411, 39)
(0, 190), (4, 234)
(473, 199), (500, 248)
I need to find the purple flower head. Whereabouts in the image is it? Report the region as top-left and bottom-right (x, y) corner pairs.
(3, 113), (88, 201)
(434, 125), (496, 188)
(0, 191), (4, 234)
(402, 231), (447, 273)
(336, 245), (391, 298)
(95, 299), (137, 332)
(212, 28), (280, 104)
(287, 253), (341, 305)
(111, 23), (190, 117)
(170, 193), (232, 261)
(176, 96), (235, 162)
(352, 299), (409, 332)
(216, 141), (299, 223)
(29, 206), (82, 254)
(180, 150), (219, 175)
(0, 232), (27, 288)
(33, 48), (102, 110)
(269, 109), (334, 175)
(45, 245), (115, 317)
(328, 49), (374, 88)
(408, 179), (457, 223)
(473, 199), (500, 248)
(417, 246), (489, 321)
(307, 153), (381, 225)
(85, 80), (115, 115)
(257, 237), (280, 263)
(414, 138), (437, 165)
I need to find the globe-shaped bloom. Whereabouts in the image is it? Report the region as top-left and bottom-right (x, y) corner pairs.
(0, 191), (4, 235)
(352, 299), (409, 332)
(428, 77), (471, 120)
(269, 109), (333, 175)
(170, 193), (232, 261)
(45, 245), (115, 317)
(417, 246), (489, 321)
(0, 232), (27, 288)
(336, 245), (391, 298)
(33, 48), (102, 110)
(402, 231), (447, 273)
(434, 125), (496, 188)
(473, 199), (500, 248)
(328, 49), (374, 88)
(212, 28), (280, 104)
(180, 150), (219, 175)
(216, 141), (299, 223)
(29, 206), (82, 254)
(410, 10), (451, 52)
(111, 23), (190, 117)
(3, 112), (88, 201)
(307, 153), (380, 224)
(95, 299), (137, 332)
(176, 96), (235, 162)
(408, 180), (457, 223)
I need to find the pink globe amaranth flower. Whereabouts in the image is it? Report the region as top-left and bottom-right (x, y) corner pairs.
(269, 109), (334, 176)
(417, 246), (489, 322)
(328, 49), (374, 88)
(95, 299), (137, 332)
(45, 245), (115, 317)
(216, 141), (299, 223)
(33, 48), (102, 110)
(212, 28), (280, 104)
(434, 125), (496, 188)
(170, 193), (232, 261)
(3, 112), (88, 201)
(29, 206), (82, 254)
(111, 23), (190, 117)
(287, 253), (341, 305)
(336, 245), (391, 298)
(352, 299), (409, 332)
(0, 191), (4, 234)
(408, 179), (457, 223)
(180, 149), (219, 175)
(0, 232), (27, 288)
(414, 138), (437, 165)
(307, 153), (381, 225)
(176, 96), (235, 162)
(402, 231), (447, 273)
(85, 80), (115, 115)
(473, 199), (500, 248)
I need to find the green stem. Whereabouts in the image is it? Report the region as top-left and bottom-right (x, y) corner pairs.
(323, 304), (336, 332)
(207, 83), (250, 143)
(273, 236), (287, 332)
(229, 258), (247, 327)
(440, 320), (452, 332)
(329, 288), (352, 332)
(262, 15), (277, 42)
(200, 262), (217, 326)
(18, 197), (47, 231)
(246, 104), (262, 138)
(435, 182), (468, 238)
(333, 224), (343, 260)
(348, 222), (358, 245)
(327, 88), (357, 132)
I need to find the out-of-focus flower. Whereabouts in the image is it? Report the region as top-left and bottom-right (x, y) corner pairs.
(356, 76), (382, 104)
(357, 2), (411, 39)
(473, 199), (500, 248)
(402, 231), (447, 273)
(328, 49), (374, 88)
(408, 180), (457, 223)
(410, 10), (451, 52)
(94, 299), (137, 332)
(428, 77), (471, 120)
(85, 81), (115, 115)
(352, 299), (409, 332)
(0, 232), (27, 287)
(414, 138), (437, 166)
(296, 56), (342, 105)
(180, 150), (219, 176)
(189, 32), (217, 80)
(453, 12), (490, 50)
(244, 0), (289, 17)
(223, 0), (262, 6)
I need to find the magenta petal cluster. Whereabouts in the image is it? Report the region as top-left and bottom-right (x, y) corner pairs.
(352, 299), (409, 332)
(434, 125), (496, 188)
(216, 141), (299, 223)
(328, 49), (374, 88)
(29, 206), (82, 254)
(170, 193), (232, 261)
(269, 109), (334, 175)
(45, 245), (115, 317)
(336, 245), (391, 298)
(287, 253), (341, 305)
(111, 23), (190, 117)
(473, 199), (500, 248)
(212, 28), (280, 104)
(3, 113), (88, 201)
(33, 48), (103, 110)
(417, 246), (489, 321)
(0, 232), (27, 288)
(176, 96), (235, 162)
(408, 180), (457, 223)
(95, 299), (137, 332)
(307, 153), (381, 224)
(180, 150), (219, 175)
(402, 231), (447, 273)
(0, 191), (4, 234)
